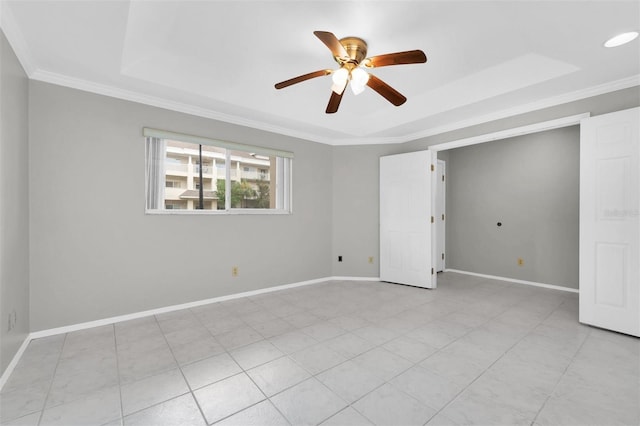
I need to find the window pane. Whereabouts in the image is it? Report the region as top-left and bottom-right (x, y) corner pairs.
(163, 140), (225, 211)
(145, 135), (290, 213)
(228, 150), (275, 209)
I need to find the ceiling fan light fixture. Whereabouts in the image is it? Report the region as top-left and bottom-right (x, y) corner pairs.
(331, 81), (347, 95)
(351, 83), (366, 96)
(350, 67), (370, 95)
(274, 31), (427, 113)
(331, 67), (349, 85)
(604, 31), (639, 47)
(331, 67), (349, 94)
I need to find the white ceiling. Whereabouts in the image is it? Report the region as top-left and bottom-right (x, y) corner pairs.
(2, 0), (639, 145)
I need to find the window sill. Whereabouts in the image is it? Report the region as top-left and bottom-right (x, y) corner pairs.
(145, 209), (292, 216)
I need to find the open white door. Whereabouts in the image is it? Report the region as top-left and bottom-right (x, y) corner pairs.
(579, 107), (639, 336)
(380, 150), (435, 288)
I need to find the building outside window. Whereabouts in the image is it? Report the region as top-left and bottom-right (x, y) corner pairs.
(144, 129), (292, 213)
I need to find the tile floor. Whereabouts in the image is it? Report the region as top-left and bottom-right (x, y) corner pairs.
(1, 272), (638, 425)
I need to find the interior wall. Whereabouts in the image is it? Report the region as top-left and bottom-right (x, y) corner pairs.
(444, 126), (580, 288)
(332, 86), (639, 285)
(28, 81), (333, 331)
(0, 30), (30, 374)
(331, 143), (401, 277)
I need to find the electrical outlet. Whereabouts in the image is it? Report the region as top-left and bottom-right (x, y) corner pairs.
(232, 266), (239, 277)
(518, 258), (524, 266)
(368, 256), (374, 264)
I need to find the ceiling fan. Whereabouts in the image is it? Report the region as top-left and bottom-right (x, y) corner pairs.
(275, 31), (427, 114)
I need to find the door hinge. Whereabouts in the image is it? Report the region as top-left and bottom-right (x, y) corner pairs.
(442, 253), (445, 260)
(442, 174), (445, 182)
(431, 216), (434, 223)
(430, 164), (435, 171)
(442, 214), (445, 220)
(431, 268), (434, 275)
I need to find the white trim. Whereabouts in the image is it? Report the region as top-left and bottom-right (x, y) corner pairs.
(1, 0), (637, 148)
(330, 276), (380, 281)
(29, 276), (382, 339)
(445, 269), (579, 293)
(429, 113), (590, 152)
(24, 69), (639, 147)
(29, 70), (334, 145)
(0, 2), (36, 75)
(395, 75), (639, 146)
(0, 335), (30, 391)
(29, 276), (333, 339)
(143, 128), (294, 159)
(144, 208), (292, 216)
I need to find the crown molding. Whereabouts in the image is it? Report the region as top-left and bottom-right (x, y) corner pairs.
(2, 0), (638, 146)
(23, 68), (640, 148)
(0, 1), (37, 75)
(397, 74), (640, 144)
(29, 69), (339, 145)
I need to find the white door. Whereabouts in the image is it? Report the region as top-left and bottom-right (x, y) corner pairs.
(380, 150), (434, 288)
(579, 107), (639, 336)
(436, 160), (446, 272)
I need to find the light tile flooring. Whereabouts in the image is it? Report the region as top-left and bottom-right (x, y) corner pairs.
(1, 272), (638, 426)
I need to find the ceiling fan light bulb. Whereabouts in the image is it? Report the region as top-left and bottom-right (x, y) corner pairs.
(331, 82), (345, 95)
(351, 67), (369, 84)
(331, 68), (349, 85)
(350, 68), (370, 95)
(351, 83), (366, 95)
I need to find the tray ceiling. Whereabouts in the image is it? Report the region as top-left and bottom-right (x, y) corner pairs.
(2, 1), (639, 145)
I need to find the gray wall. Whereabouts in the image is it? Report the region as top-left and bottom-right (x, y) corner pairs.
(0, 30), (30, 374)
(443, 126), (580, 288)
(28, 82), (333, 331)
(331, 86), (639, 288)
(331, 143), (400, 277)
(14, 59), (640, 334)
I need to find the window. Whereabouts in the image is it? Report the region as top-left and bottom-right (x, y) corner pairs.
(145, 128), (292, 214)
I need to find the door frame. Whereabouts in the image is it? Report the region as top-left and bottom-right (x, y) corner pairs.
(427, 113), (590, 277)
(436, 159), (446, 272)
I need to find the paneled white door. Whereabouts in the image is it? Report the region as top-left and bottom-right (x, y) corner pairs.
(380, 150), (434, 288)
(579, 107), (639, 336)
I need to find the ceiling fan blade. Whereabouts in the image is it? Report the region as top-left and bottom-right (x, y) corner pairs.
(366, 74), (407, 106)
(314, 31), (349, 59)
(364, 50), (427, 68)
(275, 69), (331, 89)
(326, 90), (344, 114)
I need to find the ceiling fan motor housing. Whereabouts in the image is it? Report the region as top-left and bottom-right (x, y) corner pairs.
(337, 37), (368, 66)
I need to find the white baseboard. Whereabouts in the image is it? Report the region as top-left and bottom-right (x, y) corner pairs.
(331, 276), (380, 281)
(444, 269), (579, 293)
(0, 335), (30, 391)
(29, 276), (383, 340)
(3, 276), (345, 390)
(29, 276), (335, 340)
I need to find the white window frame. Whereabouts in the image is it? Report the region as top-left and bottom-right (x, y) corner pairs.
(144, 128), (293, 215)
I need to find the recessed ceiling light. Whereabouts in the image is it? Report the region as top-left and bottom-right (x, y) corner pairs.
(604, 31), (639, 48)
